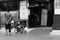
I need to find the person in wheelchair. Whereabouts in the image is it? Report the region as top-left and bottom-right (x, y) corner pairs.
(14, 21), (20, 33)
(14, 21), (26, 34)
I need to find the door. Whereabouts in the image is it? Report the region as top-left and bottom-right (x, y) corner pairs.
(28, 6), (42, 28)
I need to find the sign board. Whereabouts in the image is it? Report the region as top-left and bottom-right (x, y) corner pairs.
(20, 1), (30, 20)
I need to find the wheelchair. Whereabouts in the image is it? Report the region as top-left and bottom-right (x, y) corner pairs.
(14, 21), (26, 34)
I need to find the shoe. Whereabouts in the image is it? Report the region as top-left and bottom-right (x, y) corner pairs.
(9, 34), (11, 36)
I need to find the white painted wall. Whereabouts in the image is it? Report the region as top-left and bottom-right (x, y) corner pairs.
(55, 9), (60, 15)
(54, 0), (60, 15)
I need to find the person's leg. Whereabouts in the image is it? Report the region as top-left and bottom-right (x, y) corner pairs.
(6, 29), (8, 36)
(16, 28), (20, 34)
(9, 24), (11, 36)
(5, 24), (8, 36)
(9, 28), (11, 36)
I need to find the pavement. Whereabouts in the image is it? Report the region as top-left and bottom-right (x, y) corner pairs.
(0, 27), (60, 40)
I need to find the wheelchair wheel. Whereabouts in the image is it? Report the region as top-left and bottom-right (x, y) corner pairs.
(14, 28), (17, 34)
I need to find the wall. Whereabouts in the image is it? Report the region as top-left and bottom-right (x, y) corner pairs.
(52, 0), (60, 30)
(53, 9), (60, 30)
(20, 1), (30, 20)
(0, 11), (19, 25)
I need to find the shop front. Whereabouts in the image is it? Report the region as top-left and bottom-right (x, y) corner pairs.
(28, 0), (54, 28)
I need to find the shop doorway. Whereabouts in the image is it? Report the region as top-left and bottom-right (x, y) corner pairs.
(28, 0), (54, 28)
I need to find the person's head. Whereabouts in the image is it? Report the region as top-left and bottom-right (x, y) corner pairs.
(18, 21), (20, 24)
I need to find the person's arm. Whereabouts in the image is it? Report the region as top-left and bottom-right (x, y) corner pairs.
(8, 14), (12, 23)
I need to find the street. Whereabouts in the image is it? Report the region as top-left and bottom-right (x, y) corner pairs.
(0, 27), (59, 40)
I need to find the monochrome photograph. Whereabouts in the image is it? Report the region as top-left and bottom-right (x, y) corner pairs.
(0, 0), (59, 40)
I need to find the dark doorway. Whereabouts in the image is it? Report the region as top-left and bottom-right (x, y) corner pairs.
(28, 0), (54, 28)
(28, 5), (42, 28)
(47, 2), (54, 26)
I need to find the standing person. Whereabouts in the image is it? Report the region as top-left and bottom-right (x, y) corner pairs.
(5, 11), (12, 36)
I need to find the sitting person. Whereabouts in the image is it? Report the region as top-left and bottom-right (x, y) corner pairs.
(14, 21), (26, 34)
